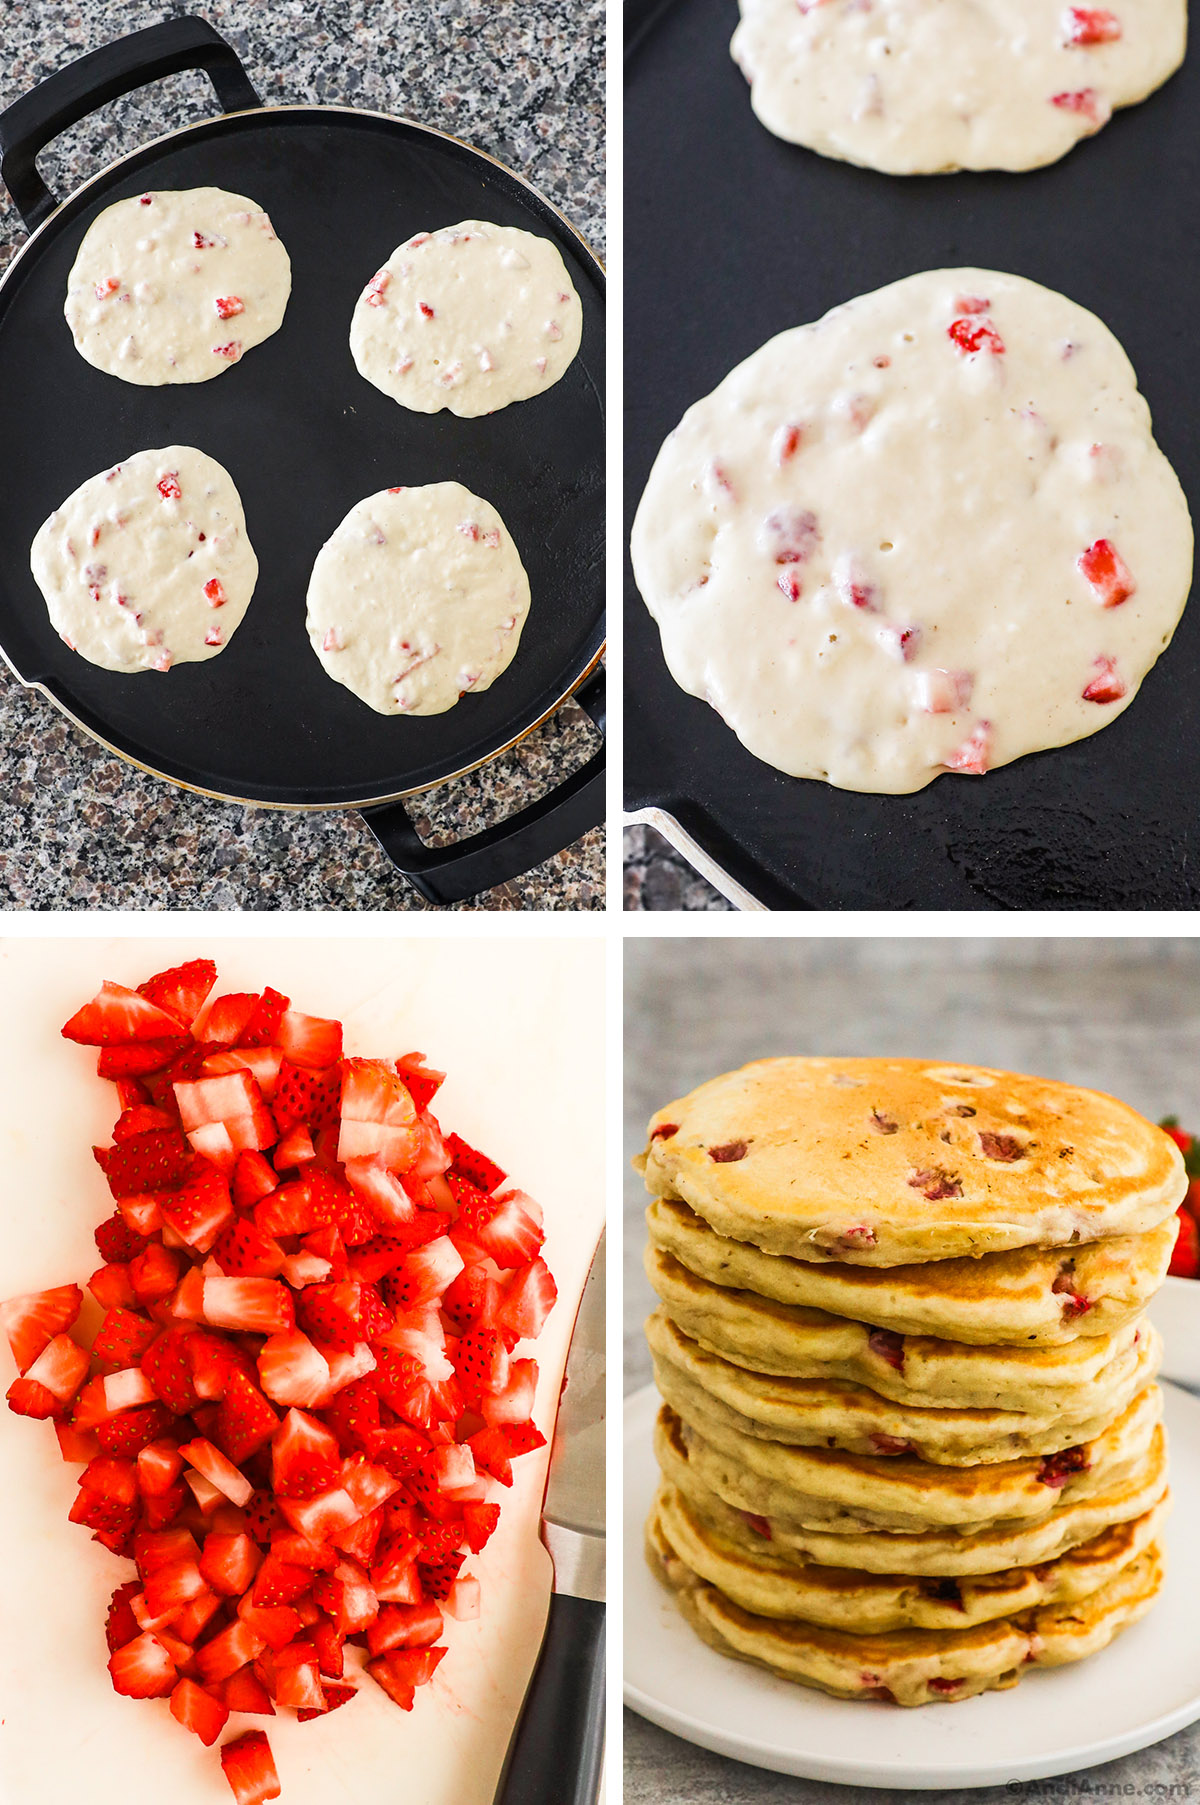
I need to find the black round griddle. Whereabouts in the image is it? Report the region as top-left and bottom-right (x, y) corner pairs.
(0, 18), (605, 904)
(624, 0), (1200, 910)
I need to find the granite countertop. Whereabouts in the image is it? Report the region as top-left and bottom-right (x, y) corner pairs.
(624, 822), (733, 911)
(0, 0), (604, 910)
(624, 935), (1200, 1802)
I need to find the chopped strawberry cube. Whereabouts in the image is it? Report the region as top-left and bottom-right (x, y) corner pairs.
(137, 959), (217, 1028)
(1078, 538), (1135, 606)
(948, 316), (1004, 356)
(279, 1010), (343, 1070)
(1081, 654), (1127, 703)
(108, 1631), (177, 1698)
(258, 1331), (332, 1408)
(1063, 6), (1121, 44)
(1051, 87), (1107, 120)
(942, 722), (992, 776)
(178, 1437), (253, 1505)
(0, 1283), (83, 1373)
(63, 982), (184, 1046)
(215, 296), (245, 319)
(203, 1277), (295, 1336)
(366, 1645), (446, 1710)
(220, 1730), (281, 1805)
(170, 1675), (230, 1745)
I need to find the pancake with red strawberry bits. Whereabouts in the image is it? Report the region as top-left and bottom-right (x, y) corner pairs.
(731, 0), (1186, 174)
(630, 269), (1192, 792)
(641, 1057), (1185, 1266)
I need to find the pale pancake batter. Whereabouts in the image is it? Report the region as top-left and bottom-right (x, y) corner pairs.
(305, 481), (531, 715)
(731, 0), (1187, 173)
(631, 269), (1193, 793)
(30, 447), (258, 674)
(64, 187), (291, 384)
(349, 221), (582, 416)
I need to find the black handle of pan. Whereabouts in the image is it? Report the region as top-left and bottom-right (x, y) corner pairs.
(361, 666), (606, 906)
(494, 1593), (606, 1805)
(0, 17), (261, 232)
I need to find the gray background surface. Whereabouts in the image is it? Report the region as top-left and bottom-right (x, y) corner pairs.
(0, 0), (604, 910)
(624, 936), (1200, 1801)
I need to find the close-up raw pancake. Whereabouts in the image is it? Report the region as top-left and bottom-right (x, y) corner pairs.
(646, 1198), (1177, 1346)
(655, 1406), (1170, 1576)
(652, 1479), (1171, 1633)
(641, 1056), (1185, 1264)
(645, 1244), (1154, 1411)
(730, 0), (1187, 174)
(647, 1309), (1160, 1464)
(64, 187), (291, 384)
(305, 481), (531, 716)
(349, 220), (582, 416)
(630, 269), (1193, 793)
(647, 1505), (1165, 1706)
(29, 446), (258, 674)
(665, 1386), (1163, 1534)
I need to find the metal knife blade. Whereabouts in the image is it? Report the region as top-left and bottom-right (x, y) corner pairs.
(540, 1230), (605, 1603)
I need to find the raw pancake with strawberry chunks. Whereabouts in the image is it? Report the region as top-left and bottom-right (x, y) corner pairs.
(630, 269), (1193, 793)
(1, 956), (559, 1802)
(305, 482), (532, 716)
(640, 1057), (1186, 1265)
(651, 1477), (1171, 1633)
(730, 0), (1187, 174)
(349, 220), (582, 417)
(646, 1308), (1161, 1464)
(29, 447), (258, 674)
(64, 187), (291, 384)
(646, 1501), (1166, 1706)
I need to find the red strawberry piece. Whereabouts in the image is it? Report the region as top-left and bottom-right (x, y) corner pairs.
(232, 1150), (280, 1211)
(1062, 5), (1121, 42)
(108, 1630), (177, 1698)
(394, 1055), (444, 1112)
(367, 1600), (443, 1656)
(137, 959), (217, 1028)
(340, 1455), (400, 1515)
(89, 1262), (136, 1309)
(94, 1306), (160, 1369)
(63, 981), (186, 1046)
(203, 993), (260, 1047)
(948, 316), (1005, 355)
(179, 1436), (253, 1506)
(55, 1420), (101, 1462)
(258, 1331), (331, 1409)
(978, 1132), (1025, 1161)
(444, 1132), (507, 1194)
(942, 722), (991, 775)
(142, 1327), (200, 1413)
(113, 1077), (152, 1109)
(238, 989), (290, 1047)
(223, 1668), (276, 1715)
(0, 1282), (83, 1372)
(298, 1678), (356, 1721)
(94, 1128), (193, 1197)
(106, 1579), (142, 1652)
(338, 1059), (420, 1168)
(157, 474), (182, 501)
(278, 1485), (362, 1544)
(367, 1646), (446, 1710)
(170, 1675), (230, 1745)
(97, 1037), (189, 1078)
(495, 1257), (557, 1343)
(137, 1439), (185, 1497)
(1078, 538), (1135, 606)
(466, 1426), (515, 1486)
(386, 1239), (464, 1314)
(461, 1500), (500, 1553)
(273, 1060), (341, 1135)
(129, 1243), (182, 1304)
(199, 1528), (263, 1597)
(445, 1574), (480, 1620)
(212, 341), (241, 360)
(162, 1166), (235, 1251)
(916, 668), (973, 714)
(203, 1047), (284, 1100)
(907, 1167), (963, 1201)
(143, 1551), (207, 1616)
(203, 1277), (295, 1336)
(273, 1642), (326, 1712)
(97, 1401), (174, 1455)
(18, 1330), (88, 1408)
(199, 1620), (268, 1686)
(1169, 1207), (1200, 1278)
(343, 1162), (416, 1232)
(215, 296), (245, 319)
(272, 1408), (342, 1499)
(773, 423), (804, 463)
(364, 269), (390, 306)
(1038, 1446), (1089, 1488)
(214, 1370), (281, 1464)
(143, 1041), (219, 1108)
(1051, 87), (1106, 119)
(869, 1432), (914, 1456)
(758, 506), (819, 565)
(215, 1219), (286, 1278)
(480, 1355), (538, 1426)
(253, 1551), (316, 1607)
(1082, 653), (1127, 703)
(454, 1328), (510, 1400)
(347, 1234), (412, 1284)
(113, 1104), (176, 1141)
(869, 1329), (906, 1372)
(274, 1123), (316, 1169)
(323, 1377), (382, 1454)
(442, 1263), (501, 1332)
(472, 1190), (544, 1269)
(220, 1729), (281, 1805)
(278, 1010), (343, 1070)
(417, 300), (435, 320)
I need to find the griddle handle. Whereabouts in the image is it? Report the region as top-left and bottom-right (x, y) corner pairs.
(362, 667), (606, 906)
(0, 18), (261, 231)
(494, 1593), (606, 1805)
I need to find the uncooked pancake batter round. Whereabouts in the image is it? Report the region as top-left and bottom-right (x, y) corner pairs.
(349, 220), (582, 416)
(731, 0), (1187, 174)
(30, 446), (258, 673)
(305, 482), (531, 715)
(64, 187), (291, 384)
(630, 269), (1193, 793)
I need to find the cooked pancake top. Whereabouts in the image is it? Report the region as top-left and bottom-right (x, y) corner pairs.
(643, 1056), (1184, 1264)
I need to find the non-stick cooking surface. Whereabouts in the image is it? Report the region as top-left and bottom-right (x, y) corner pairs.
(0, 106), (604, 806)
(624, 0), (1199, 909)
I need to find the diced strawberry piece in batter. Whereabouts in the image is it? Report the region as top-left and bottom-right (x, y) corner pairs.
(139, 195), (153, 205)
(546, 320), (563, 341)
(458, 523), (481, 541)
(1051, 88), (1108, 121)
(364, 272), (390, 307)
(877, 624), (921, 662)
(212, 342), (242, 359)
(1078, 538), (1135, 606)
(943, 722), (992, 775)
(193, 232), (218, 249)
(917, 668), (973, 714)
(777, 572), (803, 603)
(95, 278), (120, 300)
(205, 627), (223, 648)
(479, 348), (494, 371)
(1081, 654), (1127, 703)
(948, 317), (1005, 356)
(773, 423), (804, 464)
(533, 357), (547, 375)
(484, 529), (501, 549)
(759, 506), (819, 565)
(157, 475), (181, 501)
(1063, 6), (1121, 45)
(152, 650), (172, 673)
(205, 579), (227, 608)
(954, 294), (990, 314)
(833, 555), (878, 612)
(215, 297), (245, 319)
(417, 301), (435, 320)
(323, 629), (342, 654)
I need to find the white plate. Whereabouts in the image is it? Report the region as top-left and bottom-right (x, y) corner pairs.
(1150, 1277), (1200, 1389)
(623, 1380), (1200, 1788)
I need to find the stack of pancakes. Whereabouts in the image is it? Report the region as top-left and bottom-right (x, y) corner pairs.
(638, 1056), (1183, 1706)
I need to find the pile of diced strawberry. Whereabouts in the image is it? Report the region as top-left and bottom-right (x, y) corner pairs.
(1, 960), (556, 1805)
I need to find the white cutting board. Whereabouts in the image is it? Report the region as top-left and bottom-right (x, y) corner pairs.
(0, 935), (604, 1805)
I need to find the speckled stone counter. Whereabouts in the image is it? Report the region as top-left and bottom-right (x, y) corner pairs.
(0, 0), (604, 910)
(625, 937), (1200, 1802)
(624, 823), (732, 910)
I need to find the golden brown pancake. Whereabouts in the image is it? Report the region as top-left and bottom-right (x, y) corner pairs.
(641, 1057), (1184, 1264)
